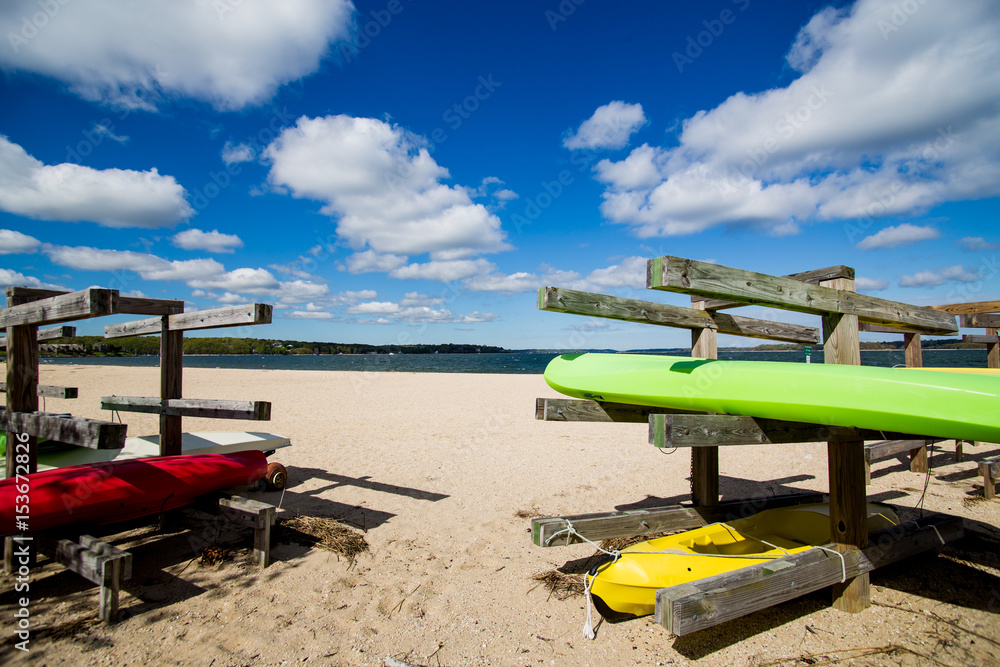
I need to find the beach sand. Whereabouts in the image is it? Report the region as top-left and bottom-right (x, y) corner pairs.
(2, 364), (999, 666)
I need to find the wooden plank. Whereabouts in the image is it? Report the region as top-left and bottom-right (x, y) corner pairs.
(536, 398), (702, 423)
(0, 288), (118, 327)
(932, 300), (1000, 315)
(656, 514), (963, 636)
(963, 334), (1000, 344)
(647, 256), (958, 335)
(0, 325), (76, 349)
(532, 492), (826, 547)
(104, 303), (272, 338)
(690, 300), (719, 507)
(100, 396), (271, 420)
(0, 408), (127, 449)
(959, 313), (1000, 328)
(988, 327), (999, 369)
(0, 383), (79, 399)
(6, 287), (181, 316)
(537, 287), (820, 344)
(864, 439), (934, 463)
(690, 266), (855, 311)
(649, 414), (922, 448)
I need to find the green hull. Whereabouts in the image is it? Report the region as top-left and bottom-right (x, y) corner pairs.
(544, 353), (1000, 443)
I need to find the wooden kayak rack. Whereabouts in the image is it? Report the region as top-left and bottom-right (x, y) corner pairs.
(533, 255), (998, 634)
(1, 286), (278, 621)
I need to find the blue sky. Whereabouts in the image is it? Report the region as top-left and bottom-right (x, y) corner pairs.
(1, 0), (998, 350)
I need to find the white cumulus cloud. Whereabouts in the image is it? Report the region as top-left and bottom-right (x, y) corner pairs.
(0, 136), (192, 228)
(0, 0), (354, 110)
(265, 115), (512, 270)
(856, 223), (940, 250)
(0, 229), (40, 254)
(564, 101), (647, 150)
(172, 228), (244, 253)
(594, 0), (1000, 238)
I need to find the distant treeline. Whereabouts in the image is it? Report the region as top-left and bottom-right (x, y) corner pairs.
(25, 336), (509, 357)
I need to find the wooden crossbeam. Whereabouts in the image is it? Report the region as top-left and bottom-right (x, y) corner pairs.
(0, 408), (126, 449)
(0, 383), (78, 399)
(649, 414), (922, 448)
(963, 335), (1000, 344)
(959, 313), (1000, 328)
(932, 300), (1000, 315)
(218, 496), (276, 567)
(531, 492), (826, 547)
(6, 287), (182, 315)
(104, 303), (272, 338)
(538, 287), (820, 344)
(655, 513), (963, 636)
(0, 325), (75, 349)
(647, 257), (958, 335)
(39, 535), (132, 622)
(691, 265), (855, 311)
(100, 396), (271, 420)
(535, 397), (702, 423)
(0, 288), (118, 328)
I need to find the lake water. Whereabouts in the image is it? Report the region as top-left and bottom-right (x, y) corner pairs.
(37, 349), (992, 374)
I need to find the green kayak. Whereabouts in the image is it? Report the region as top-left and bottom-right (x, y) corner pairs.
(544, 353), (1000, 443)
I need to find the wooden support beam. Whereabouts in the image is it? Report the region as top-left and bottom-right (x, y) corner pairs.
(980, 457), (999, 500)
(655, 513), (963, 636)
(988, 327), (999, 369)
(104, 303), (272, 338)
(649, 414), (921, 448)
(962, 335), (1000, 344)
(537, 287), (821, 344)
(0, 408), (126, 449)
(690, 300), (719, 507)
(5, 287), (182, 316)
(903, 333), (922, 367)
(0, 383), (79, 399)
(0, 325), (76, 349)
(39, 535), (132, 622)
(101, 396), (271, 420)
(531, 492), (826, 547)
(160, 321), (182, 457)
(218, 496), (276, 567)
(822, 275), (868, 613)
(690, 266), (855, 311)
(536, 398), (701, 423)
(647, 256), (958, 335)
(959, 313), (1000, 328)
(0, 288), (118, 328)
(932, 300), (1000, 315)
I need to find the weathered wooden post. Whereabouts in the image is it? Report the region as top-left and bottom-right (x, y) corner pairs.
(690, 301), (718, 507)
(821, 275), (868, 613)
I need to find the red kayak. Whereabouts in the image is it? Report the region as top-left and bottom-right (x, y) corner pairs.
(1, 451), (267, 536)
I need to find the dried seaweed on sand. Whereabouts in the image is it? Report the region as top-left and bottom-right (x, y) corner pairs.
(278, 516), (370, 561)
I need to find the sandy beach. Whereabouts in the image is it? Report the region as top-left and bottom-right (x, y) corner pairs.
(2, 364), (1000, 666)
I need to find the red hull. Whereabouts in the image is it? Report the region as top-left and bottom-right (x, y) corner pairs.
(1, 451), (267, 536)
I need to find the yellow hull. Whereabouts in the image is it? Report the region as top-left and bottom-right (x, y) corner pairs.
(588, 503), (898, 620)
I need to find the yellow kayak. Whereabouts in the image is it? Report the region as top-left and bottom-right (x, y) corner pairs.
(587, 503), (899, 621)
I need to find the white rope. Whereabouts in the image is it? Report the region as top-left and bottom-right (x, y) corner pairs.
(811, 545), (848, 583)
